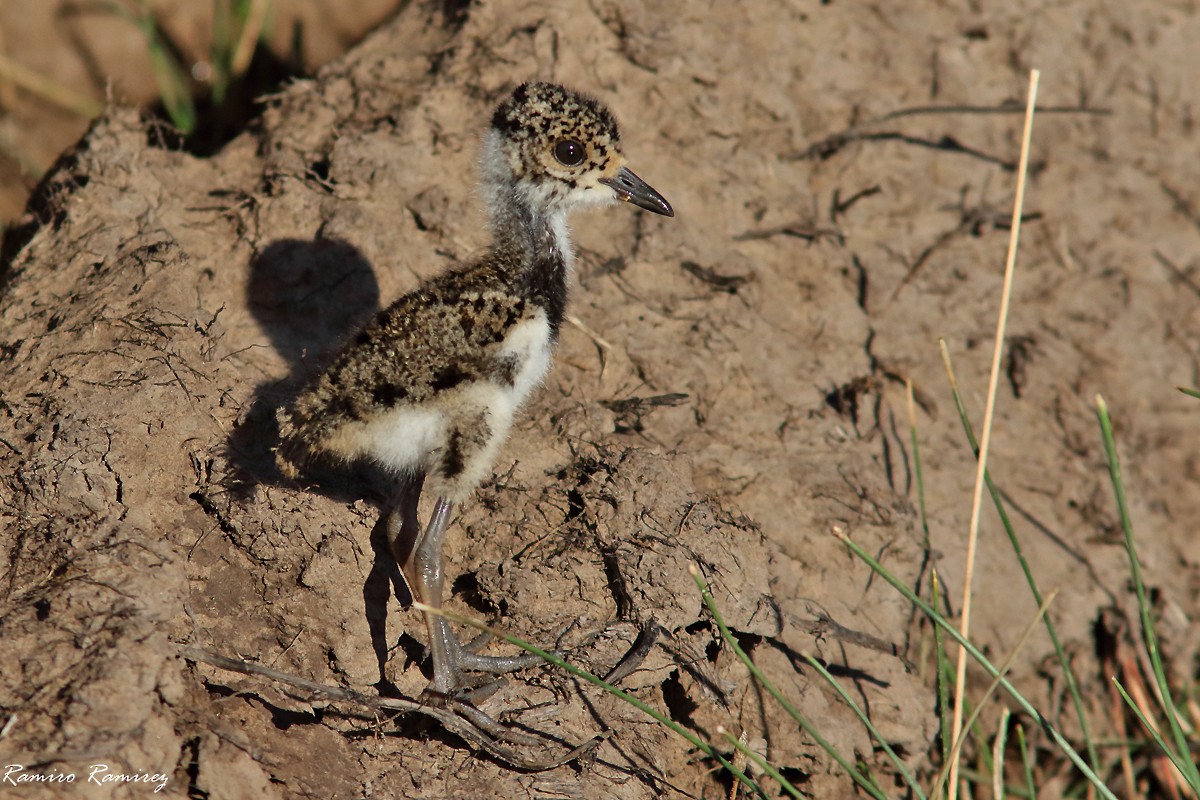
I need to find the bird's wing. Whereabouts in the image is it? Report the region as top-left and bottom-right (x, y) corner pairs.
(276, 281), (532, 471)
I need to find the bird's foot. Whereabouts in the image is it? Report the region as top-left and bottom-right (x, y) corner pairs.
(424, 621), (552, 700)
(454, 639), (545, 674)
(413, 621), (645, 771)
(422, 674), (609, 770)
(440, 694), (611, 770)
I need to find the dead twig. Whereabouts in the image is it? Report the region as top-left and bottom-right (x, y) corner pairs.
(680, 261), (753, 293)
(792, 129), (1023, 170)
(733, 222), (844, 245)
(875, 101), (1109, 123)
(179, 645), (606, 771)
(792, 98), (1104, 167)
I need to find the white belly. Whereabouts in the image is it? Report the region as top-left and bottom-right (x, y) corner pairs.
(343, 310), (554, 481)
(348, 404), (446, 475)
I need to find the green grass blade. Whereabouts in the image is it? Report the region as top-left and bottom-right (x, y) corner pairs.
(1096, 396), (1200, 789)
(950, 729), (1036, 796)
(229, 0), (270, 79)
(834, 529), (1119, 800)
(123, 1), (194, 133)
(716, 727), (804, 799)
(942, 342), (1100, 776)
(931, 592), (1056, 800)
(907, 380), (932, 550)
(1177, 386), (1200, 399)
(1111, 678), (1198, 786)
(911, 381), (958, 793)
(145, 33), (196, 132)
(804, 653), (927, 800)
(96, 0), (195, 132)
(993, 708), (1010, 799)
(211, 0), (235, 104)
(211, 0), (269, 105)
(932, 570), (953, 782)
(413, 602), (767, 798)
(689, 566), (888, 800)
(1016, 723), (1037, 800)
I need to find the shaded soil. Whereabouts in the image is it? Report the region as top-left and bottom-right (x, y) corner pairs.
(2, 1), (1199, 798)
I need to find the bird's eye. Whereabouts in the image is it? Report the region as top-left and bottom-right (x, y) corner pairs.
(553, 140), (586, 167)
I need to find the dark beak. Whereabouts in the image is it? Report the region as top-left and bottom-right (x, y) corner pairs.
(601, 166), (674, 217)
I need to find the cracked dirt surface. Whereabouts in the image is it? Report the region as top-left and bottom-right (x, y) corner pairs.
(2, 1), (1199, 797)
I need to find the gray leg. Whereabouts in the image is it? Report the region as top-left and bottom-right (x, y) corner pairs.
(408, 497), (458, 696)
(397, 495), (542, 698)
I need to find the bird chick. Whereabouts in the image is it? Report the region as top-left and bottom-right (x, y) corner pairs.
(277, 82), (673, 701)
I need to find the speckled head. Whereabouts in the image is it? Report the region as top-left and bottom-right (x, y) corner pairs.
(484, 82), (673, 218)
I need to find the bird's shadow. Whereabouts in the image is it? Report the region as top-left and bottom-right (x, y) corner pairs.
(226, 236), (382, 499)
(223, 237), (411, 679)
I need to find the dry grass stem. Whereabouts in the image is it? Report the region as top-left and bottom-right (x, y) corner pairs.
(948, 68), (1040, 800)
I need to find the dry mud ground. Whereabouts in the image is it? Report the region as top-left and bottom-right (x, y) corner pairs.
(2, 2), (1199, 798)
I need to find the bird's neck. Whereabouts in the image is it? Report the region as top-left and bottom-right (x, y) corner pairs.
(480, 136), (574, 337)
